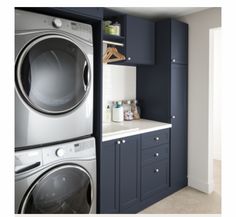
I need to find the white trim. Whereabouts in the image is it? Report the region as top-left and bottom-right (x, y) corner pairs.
(188, 176), (214, 194)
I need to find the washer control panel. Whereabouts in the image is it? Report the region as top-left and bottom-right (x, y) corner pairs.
(42, 137), (96, 165)
(15, 137), (96, 174)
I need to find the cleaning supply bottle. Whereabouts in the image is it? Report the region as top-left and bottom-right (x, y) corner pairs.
(104, 105), (111, 123)
(112, 101), (124, 122)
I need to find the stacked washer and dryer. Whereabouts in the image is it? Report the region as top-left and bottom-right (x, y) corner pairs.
(15, 10), (96, 214)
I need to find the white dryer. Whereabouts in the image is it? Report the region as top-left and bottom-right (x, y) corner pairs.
(15, 9), (94, 149)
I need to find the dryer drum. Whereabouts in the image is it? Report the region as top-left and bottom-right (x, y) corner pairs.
(16, 35), (91, 115)
(20, 165), (93, 214)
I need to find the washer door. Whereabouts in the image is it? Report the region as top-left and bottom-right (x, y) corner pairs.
(20, 165), (93, 214)
(16, 35), (91, 114)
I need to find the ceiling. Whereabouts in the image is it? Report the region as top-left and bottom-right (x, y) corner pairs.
(108, 7), (210, 20)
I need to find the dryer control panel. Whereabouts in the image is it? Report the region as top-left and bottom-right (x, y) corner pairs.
(15, 137), (96, 174)
(15, 9), (93, 44)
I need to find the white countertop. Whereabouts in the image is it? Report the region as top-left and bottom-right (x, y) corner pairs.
(102, 119), (172, 142)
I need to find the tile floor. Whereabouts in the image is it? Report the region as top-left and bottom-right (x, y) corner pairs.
(140, 160), (221, 214)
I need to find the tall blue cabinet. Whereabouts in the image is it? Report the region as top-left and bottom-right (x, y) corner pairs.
(137, 19), (188, 193)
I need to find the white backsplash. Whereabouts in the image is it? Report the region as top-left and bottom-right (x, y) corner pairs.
(103, 64), (136, 121)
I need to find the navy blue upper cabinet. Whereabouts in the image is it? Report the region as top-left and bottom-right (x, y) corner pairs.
(62, 7), (103, 19)
(156, 19), (188, 65)
(125, 15), (155, 65)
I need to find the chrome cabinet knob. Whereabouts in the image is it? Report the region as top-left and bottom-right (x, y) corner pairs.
(117, 140), (121, 144)
(155, 153), (159, 157)
(172, 58), (176, 63)
(122, 139), (126, 144)
(155, 168), (159, 173)
(128, 57), (131, 61)
(154, 137), (159, 141)
(172, 115), (176, 119)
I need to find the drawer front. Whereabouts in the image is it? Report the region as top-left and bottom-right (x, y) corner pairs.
(141, 129), (169, 149)
(141, 160), (169, 200)
(142, 144), (169, 165)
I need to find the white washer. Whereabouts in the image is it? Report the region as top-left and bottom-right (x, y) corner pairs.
(15, 9), (94, 149)
(15, 137), (96, 214)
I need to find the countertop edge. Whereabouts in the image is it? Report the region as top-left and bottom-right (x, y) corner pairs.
(102, 123), (172, 142)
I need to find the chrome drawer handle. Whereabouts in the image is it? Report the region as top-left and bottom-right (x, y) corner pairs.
(155, 168), (159, 173)
(154, 137), (159, 141)
(155, 153), (159, 157)
(117, 140), (121, 144)
(122, 139), (126, 144)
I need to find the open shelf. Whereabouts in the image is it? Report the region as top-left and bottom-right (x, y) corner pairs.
(103, 34), (125, 43)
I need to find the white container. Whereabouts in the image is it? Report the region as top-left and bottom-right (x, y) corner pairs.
(112, 106), (124, 122)
(104, 105), (111, 123)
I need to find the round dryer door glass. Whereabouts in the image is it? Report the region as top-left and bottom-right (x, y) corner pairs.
(16, 35), (91, 114)
(21, 165), (93, 214)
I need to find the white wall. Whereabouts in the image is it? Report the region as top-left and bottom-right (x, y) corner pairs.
(210, 28), (221, 161)
(179, 8), (221, 193)
(102, 64), (136, 121)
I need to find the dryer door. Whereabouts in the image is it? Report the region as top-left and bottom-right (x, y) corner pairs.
(20, 165), (93, 214)
(16, 35), (91, 115)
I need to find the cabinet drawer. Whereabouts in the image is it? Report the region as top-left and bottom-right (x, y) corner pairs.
(141, 160), (169, 200)
(142, 144), (169, 165)
(141, 129), (169, 149)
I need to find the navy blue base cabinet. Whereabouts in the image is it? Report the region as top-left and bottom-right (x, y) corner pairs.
(100, 135), (140, 213)
(100, 129), (171, 213)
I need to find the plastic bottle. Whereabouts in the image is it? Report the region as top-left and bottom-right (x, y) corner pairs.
(112, 101), (124, 122)
(104, 105), (111, 123)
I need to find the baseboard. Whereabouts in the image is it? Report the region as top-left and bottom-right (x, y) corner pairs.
(188, 176), (214, 193)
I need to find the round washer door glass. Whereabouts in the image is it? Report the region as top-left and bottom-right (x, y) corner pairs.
(21, 165), (92, 214)
(16, 36), (91, 114)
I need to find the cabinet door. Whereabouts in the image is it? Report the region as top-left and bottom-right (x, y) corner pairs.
(171, 20), (188, 64)
(125, 15), (154, 65)
(100, 140), (119, 213)
(120, 135), (140, 211)
(170, 64), (188, 188)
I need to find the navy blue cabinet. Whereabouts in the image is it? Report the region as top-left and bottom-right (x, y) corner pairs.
(156, 19), (188, 65)
(141, 160), (169, 200)
(124, 15), (155, 65)
(137, 18), (188, 193)
(100, 135), (140, 213)
(120, 136), (140, 211)
(140, 130), (170, 200)
(100, 129), (171, 213)
(170, 64), (188, 189)
(63, 7), (103, 19)
(100, 139), (119, 213)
